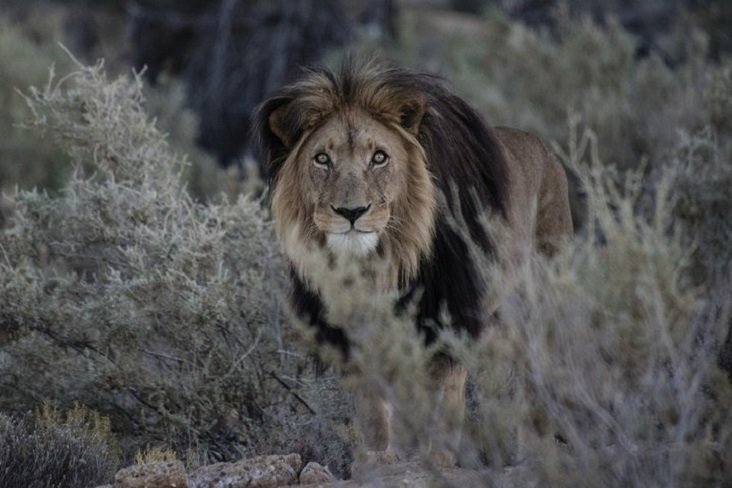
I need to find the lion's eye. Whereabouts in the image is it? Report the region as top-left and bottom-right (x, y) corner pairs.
(314, 153), (331, 168)
(371, 150), (389, 167)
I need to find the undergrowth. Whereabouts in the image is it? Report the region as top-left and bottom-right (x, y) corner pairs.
(0, 405), (118, 488)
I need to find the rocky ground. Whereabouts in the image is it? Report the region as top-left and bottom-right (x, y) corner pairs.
(101, 453), (515, 487)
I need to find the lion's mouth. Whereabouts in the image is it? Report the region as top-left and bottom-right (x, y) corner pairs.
(326, 230), (379, 257)
(323, 220), (380, 235)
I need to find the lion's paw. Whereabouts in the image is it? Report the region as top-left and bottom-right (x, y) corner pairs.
(425, 449), (457, 468)
(359, 448), (400, 465)
(351, 448), (400, 477)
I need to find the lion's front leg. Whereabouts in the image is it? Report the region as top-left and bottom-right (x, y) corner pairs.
(426, 361), (467, 467)
(351, 382), (399, 468)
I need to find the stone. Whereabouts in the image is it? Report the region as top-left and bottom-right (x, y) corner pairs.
(298, 461), (334, 484)
(113, 460), (187, 488)
(189, 453), (301, 488)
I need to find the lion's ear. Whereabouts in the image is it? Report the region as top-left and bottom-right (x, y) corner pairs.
(254, 94), (293, 148)
(400, 97), (426, 135)
(253, 95), (294, 181)
(268, 104), (290, 148)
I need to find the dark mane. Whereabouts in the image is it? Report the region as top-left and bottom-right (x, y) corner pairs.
(253, 59), (510, 354)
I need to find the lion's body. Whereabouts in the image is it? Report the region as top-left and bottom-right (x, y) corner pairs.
(254, 60), (573, 466)
(494, 126), (573, 257)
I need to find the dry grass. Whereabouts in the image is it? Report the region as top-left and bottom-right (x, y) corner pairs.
(0, 404), (118, 488)
(455, 116), (732, 486)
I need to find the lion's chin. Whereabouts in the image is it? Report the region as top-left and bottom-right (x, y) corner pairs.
(326, 231), (379, 257)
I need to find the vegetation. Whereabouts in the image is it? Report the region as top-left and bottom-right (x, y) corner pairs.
(0, 404), (117, 488)
(0, 19), (72, 194)
(0, 2), (730, 486)
(462, 118), (732, 486)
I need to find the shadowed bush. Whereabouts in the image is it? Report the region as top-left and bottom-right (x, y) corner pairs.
(0, 18), (73, 195)
(672, 60), (732, 286)
(0, 405), (118, 488)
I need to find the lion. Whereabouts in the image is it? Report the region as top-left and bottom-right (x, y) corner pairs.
(254, 59), (573, 467)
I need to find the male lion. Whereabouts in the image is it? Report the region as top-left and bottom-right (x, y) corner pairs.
(254, 60), (573, 466)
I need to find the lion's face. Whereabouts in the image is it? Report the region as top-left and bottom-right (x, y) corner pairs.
(262, 67), (439, 287)
(293, 111), (410, 257)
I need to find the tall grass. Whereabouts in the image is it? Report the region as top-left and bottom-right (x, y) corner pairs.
(458, 116), (732, 486)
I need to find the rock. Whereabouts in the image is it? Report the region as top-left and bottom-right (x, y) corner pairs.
(189, 453), (301, 488)
(113, 460), (187, 488)
(298, 462), (334, 484)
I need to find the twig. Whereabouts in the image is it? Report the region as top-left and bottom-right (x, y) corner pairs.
(268, 371), (316, 415)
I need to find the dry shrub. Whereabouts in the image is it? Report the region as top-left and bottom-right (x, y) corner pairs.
(0, 59), (314, 465)
(0, 404), (118, 488)
(673, 60), (732, 286)
(281, 251), (448, 481)
(0, 15), (231, 208)
(134, 446), (178, 465)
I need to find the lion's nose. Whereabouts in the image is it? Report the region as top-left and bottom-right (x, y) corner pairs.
(332, 204), (370, 225)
